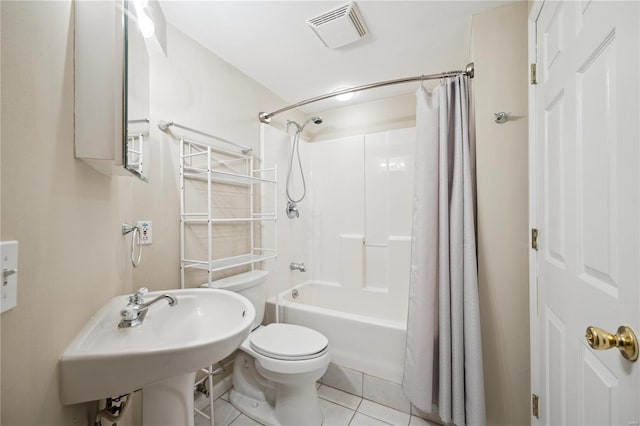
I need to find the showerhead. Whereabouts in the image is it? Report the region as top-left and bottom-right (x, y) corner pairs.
(302, 116), (323, 129)
(287, 116), (324, 134)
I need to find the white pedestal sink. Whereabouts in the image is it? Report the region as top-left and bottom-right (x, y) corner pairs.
(59, 288), (255, 426)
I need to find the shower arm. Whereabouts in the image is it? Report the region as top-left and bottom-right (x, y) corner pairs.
(258, 63), (474, 124)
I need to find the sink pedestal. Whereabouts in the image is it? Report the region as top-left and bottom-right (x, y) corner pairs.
(142, 372), (197, 426)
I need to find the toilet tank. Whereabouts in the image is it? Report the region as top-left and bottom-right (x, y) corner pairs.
(203, 270), (268, 330)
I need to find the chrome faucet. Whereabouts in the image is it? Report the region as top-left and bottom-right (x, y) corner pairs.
(290, 262), (306, 272)
(118, 287), (178, 328)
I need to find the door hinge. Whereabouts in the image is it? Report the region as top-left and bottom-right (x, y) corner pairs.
(531, 228), (539, 250)
(530, 63), (537, 85)
(532, 394), (539, 418)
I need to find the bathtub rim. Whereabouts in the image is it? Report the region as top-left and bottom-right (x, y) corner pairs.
(268, 281), (407, 332)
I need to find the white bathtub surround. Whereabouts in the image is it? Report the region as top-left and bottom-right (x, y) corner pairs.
(403, 78), (485, 426)
(261, 124), (414, 388)
(261, 125), (414, 313)
(306, 129), (415, 321)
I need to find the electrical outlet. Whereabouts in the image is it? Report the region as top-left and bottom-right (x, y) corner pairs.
(137, 221), (152, 245)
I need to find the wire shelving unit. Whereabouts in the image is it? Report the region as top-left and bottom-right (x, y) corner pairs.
(177, 135), (277, 426)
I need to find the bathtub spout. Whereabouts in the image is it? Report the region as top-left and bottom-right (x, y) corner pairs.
(290, 262), (306, 272)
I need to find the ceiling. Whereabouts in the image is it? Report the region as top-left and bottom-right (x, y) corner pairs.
(159, 1), (508, 114)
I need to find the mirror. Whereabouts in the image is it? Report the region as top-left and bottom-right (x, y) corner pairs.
(125, 0), (151, 181)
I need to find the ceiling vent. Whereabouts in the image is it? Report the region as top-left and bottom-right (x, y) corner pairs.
(307, 2), (368, 49)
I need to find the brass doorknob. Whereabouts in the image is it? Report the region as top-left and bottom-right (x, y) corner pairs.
(585, 325), (638, 362)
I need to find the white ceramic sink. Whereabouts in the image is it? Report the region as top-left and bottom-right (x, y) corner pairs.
(59, 288), (255, 405)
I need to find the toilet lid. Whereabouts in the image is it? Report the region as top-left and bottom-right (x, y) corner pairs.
(250, 323), (328, 361)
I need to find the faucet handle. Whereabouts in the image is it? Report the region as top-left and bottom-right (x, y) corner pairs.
(120, 306), (138, 321)
(129, 287), (149, 304)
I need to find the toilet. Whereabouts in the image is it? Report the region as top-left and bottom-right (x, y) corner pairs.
(204, 270), (330, 426)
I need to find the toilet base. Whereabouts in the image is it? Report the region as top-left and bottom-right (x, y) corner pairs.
(274, 382), (323, 426)
(230, 385), (323, 426)
(230, 389), (280, 426)
(230, 352), (325, 426)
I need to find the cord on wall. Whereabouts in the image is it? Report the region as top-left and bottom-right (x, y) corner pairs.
(122, 223), (143, 267)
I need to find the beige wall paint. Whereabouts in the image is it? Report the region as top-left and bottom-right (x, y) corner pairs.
(0, 0), (3, 418)
(0, 2), (530, 425)
(472, 2), (530, 426)
(130, 24), (304, 292)
(0, 4), (301, 425)
(1, 2), (134, 425)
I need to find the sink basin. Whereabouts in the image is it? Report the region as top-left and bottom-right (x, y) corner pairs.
(59, 288), (255, 405)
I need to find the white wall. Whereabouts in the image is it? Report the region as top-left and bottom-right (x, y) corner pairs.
(309, 129), (414, 323)
(472, 2), (531, 425)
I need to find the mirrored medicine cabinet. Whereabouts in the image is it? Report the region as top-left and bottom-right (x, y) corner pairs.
(74, 0), (157, 181)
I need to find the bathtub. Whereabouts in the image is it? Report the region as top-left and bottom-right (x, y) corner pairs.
(266, 281), (407, 384)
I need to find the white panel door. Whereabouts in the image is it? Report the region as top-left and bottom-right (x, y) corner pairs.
(534, 1), (639, 425)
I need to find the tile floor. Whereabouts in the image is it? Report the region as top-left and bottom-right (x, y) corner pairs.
(195, 384), (440, 426)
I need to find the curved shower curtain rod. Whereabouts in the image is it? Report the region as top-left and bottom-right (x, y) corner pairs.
(258, 62), (474, 124)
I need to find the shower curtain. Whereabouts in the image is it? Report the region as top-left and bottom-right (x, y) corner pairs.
(402, 76), (485, 426)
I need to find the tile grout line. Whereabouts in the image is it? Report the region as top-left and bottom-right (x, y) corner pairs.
(357, 399), (413, 426)
(355, 412), (395, 426)
(228, 410), (242, 426)
(322, 382), (414, 417)
(346, 407), (357, 426)
(318, 393), (362, 412)
(354, 397), (364, 412)
(318, 383), (364, 407)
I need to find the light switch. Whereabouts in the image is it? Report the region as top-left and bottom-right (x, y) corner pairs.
(1, 241), (18, 313)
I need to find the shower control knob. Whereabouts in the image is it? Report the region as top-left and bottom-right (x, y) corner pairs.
(286, 201), (300, 219)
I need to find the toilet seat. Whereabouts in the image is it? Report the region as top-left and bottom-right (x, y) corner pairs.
(249, 323), (328, 361)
